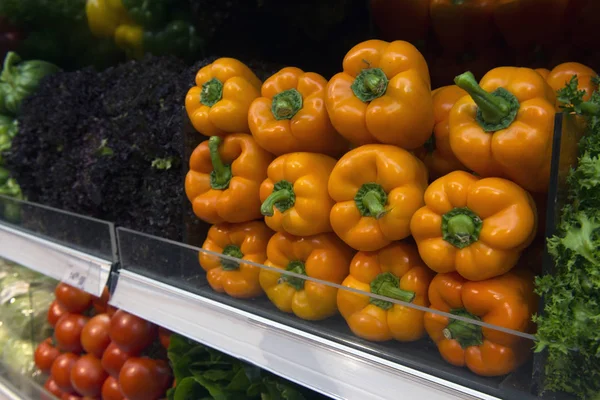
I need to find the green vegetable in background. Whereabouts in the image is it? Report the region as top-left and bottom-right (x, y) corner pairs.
(122, 0), (168, 29)
(144, 21), (203, 62)
(534, 77), (600, 399)
(0, 116), (18, 140)
(167, 334), (318, 400)
(0, 52), (60, 115)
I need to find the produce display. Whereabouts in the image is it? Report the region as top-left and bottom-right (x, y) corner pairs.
(29, 279), (321, 400)
(180, 36), (599, 398)
(0, 3), (599, 400)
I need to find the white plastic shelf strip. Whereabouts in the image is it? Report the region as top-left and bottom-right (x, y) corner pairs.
(111, 270), (500, 400)
(0, 223), (111, 297)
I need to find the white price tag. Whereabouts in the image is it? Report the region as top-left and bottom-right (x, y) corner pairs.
(62, 262), (91, 291)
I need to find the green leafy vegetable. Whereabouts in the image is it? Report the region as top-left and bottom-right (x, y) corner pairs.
(535, 79), (600, 398)
(167, 333), (322, 400)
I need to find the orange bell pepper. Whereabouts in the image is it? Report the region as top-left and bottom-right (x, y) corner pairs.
(535, 68), (550, 80)
(369, 0), (430, 44)
(185, 135), (273, 224)
(337, 242), (435, 342)
(410, 171), (537, 281)
(328, 144), (428, 252)
(547, 62), (598, 103)
(326, 39), (434, 149)
(199, 221), (273, 299)
(414, 85), (468, 180)
(424, 270), (538, 377)
(260, 152), (336, 236)
(259, 232), (354, 320)
(429, 0), (496, 55)
(450, 68), (556, 193)
(493, 0), (569, 53)
(185, 58), (261, 136)
(248, 67), (346, 157)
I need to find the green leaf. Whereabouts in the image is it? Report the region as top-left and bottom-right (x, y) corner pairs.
(226, 367), (252, 392)
(557, 76), (586, 114)
(173, 377), (209, 400)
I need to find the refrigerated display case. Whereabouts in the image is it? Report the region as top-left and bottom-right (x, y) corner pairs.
(0, 1), (598, 399)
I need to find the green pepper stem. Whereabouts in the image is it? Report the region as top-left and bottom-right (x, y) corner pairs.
(271, 89), (303, 120)
(261, 190), (291, 216)
(443, 309), (483, 349)
(280, 260), (306, 291)
(351, 68), (389, 103)
(208, 136), (232, 190)
(454, 72), (510, 125)
(442, 207), (483, 249)
(221, 244), (243, 271)
(362, 191), (386, 219)
(200, 77), (224, 107)
(261, 180), (295, 216)
(377, 283), (415, 303)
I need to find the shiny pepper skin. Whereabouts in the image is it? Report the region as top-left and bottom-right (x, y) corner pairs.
(248, 67), (347, 157)
(259, 232), (354, 321)
(328, 144), (428, 252)
(337, 242), (434, 342)
(86, 0), (129, 38)
(185, 135), (273, 225)
(200, 221), (273, 299)
(260, 152), (337, 236)
(547, 62), (598, 103)
(410, 171), (537, 281)
(326, 39), (434, 149)
(424, 270), (538, 377)
(414, 85), (468, 180)
(450, 67), (556, 193)
(185, 58), (261, 136)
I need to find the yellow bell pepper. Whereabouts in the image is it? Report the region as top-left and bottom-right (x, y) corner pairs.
(248, 67), (347, 157)
(328, 144), (428, 252)
(86, 0), (129, 38)
(337, 242), (434, 342)
(200, 221), (273, 299)
(260, 152), (337, 236)
(259, 232), (354, 321)
(410, 171), (537, 281)
(114, 24), (144, 59)
(185, 58), (262, 137)
(326, 39), (434, 149)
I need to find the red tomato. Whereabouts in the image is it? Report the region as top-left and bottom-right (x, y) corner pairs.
(81, 314), (111, 358)
(55, 283), (92, 313)
(35, 338), (61, 373)
(158, 327), (171, 349)
(55, 314), (88, 353)
(70, 354), (107, 397)
(106, 305), (118, 317)
(44, 378), (64, 397)
(109, 310), (157, 354)
(118, 358), (171, 400)
(92, 286), (110, 314)
(101, 342), (132, 378)
(60, 394), (82, 400)
(101, 376), (124, 400)
(50, 353), (78, 393)
(48, 300), (67, 327)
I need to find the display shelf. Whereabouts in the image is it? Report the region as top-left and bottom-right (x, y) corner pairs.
(110, 269), (497, 400)
(0, 365), (48, 400)
(0, 223), (111, 297)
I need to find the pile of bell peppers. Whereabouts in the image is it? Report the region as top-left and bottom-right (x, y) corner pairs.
(0, 51), (59, 210)
(181, 37), (600, 391)
(85, 0), (201, 61)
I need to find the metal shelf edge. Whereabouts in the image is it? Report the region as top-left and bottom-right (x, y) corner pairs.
(110, 270), (500, 400)
(0, 223), (112, 297)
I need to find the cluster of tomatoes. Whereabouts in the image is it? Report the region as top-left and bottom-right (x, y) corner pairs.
(34, 283), (173, 400)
